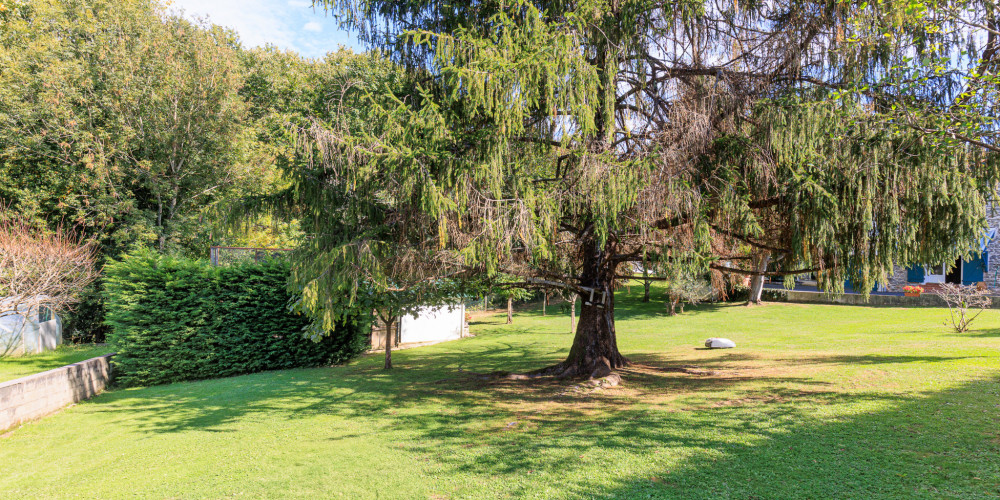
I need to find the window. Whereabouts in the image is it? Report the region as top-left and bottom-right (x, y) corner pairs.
(38, 306), (53, 322)
(924, 263), (947, 284)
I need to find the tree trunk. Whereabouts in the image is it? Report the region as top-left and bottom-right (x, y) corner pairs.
(156, 195), (165, 252)
(551, 239), (628, 378)
(506, 297), (513, 324)
(542, 291), (548, 316)
(384, 317), (394, 369)
(747, 252), (771, 305)
(642, 260), (651, 302)
(570, 295), (576, 333)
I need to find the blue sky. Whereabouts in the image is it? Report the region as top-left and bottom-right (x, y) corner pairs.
(168, 0), (362, 58)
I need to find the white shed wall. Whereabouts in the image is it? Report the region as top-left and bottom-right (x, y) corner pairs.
(399, 305), (465, 344)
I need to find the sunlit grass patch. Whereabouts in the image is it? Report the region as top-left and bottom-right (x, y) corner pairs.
(1, 288), (998, 498)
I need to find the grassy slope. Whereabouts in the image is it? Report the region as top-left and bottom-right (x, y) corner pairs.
(1, 287), (998, 499)
(0, 344), (112, 383)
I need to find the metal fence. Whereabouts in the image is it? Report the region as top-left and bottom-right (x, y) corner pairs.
(209, 246), (293, 266)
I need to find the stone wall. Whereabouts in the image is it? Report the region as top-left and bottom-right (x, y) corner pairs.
(885, 265), (910, 292)
(0, 354), (113, 433)
(984, 213), (1000, 288)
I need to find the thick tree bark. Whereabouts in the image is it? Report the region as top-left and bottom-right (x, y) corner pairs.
(747, 252), (771, 305)
(570, 296), (576, 333)
(642, 260), (651, 302)
(384, 317), (395, 369)
(548, 238), (628, 378)
(506, 297), (513, 324)
(559, 295), (628, 377)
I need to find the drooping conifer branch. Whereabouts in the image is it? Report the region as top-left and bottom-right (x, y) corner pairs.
(260, 0), (1000, 379)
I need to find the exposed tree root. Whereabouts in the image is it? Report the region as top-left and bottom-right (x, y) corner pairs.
(476, 355), (631, 387)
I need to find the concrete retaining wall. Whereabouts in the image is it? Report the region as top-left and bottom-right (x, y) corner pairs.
(0, 353), (113, 433)
(766, 289), (1000, 308)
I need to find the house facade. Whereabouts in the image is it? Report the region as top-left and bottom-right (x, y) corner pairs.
(883, 214), (1000, 292)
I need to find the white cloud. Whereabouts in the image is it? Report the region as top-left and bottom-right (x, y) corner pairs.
(168, 0), (358, 58)
(168, 0), (296, 49)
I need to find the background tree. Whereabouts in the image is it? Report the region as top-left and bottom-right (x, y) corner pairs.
(494, 275), (533, 324)
(234, 47), (452, 357)
(0, 0), (290, 340)
(0, 0), (255, 255)
(301, 0), (1000, 379)
(96, 13), (249, 252)
(664, 272), (714, 316)
(641, 254), (652, 303)
(746, 252), (771, 306)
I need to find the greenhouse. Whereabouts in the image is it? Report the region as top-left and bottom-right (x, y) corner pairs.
(0, 302), (62, 356)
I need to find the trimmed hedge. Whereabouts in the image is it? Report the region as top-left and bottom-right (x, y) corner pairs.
(104, 250), (370, 387)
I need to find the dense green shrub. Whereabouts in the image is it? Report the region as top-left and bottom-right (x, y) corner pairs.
(104, 250), (370, 386)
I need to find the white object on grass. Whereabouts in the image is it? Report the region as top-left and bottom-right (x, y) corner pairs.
(704, 338), (736, 349)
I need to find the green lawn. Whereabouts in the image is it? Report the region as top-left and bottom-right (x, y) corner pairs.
(1, 289), (999, 499)
(0, 344), (112, 384)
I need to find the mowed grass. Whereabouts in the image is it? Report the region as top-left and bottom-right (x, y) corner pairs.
(2, 286), (999, 499)
(0, 344), (112, 383)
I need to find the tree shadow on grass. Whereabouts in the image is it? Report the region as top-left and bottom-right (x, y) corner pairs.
(88, 343), (819, 433)
(88, 345), (976, 437)
(82, 347), (1000, 499)
(776, 354), (988, 365)
(588, 375), (1000, 499)
(965, 328), (1000, 338)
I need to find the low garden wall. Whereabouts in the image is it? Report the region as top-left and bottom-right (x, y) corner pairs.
(763, 289), (1000, 308)
(0, 354), (113, 433)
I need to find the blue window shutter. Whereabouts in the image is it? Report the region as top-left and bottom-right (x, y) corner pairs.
(906, 265), (924, 283)
(962, 254), (985, 284)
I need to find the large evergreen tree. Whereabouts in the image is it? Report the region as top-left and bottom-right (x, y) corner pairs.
(277, 0), (1000, 378)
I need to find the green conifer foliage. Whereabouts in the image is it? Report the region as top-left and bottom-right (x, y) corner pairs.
(278, 0), (1000, 377)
